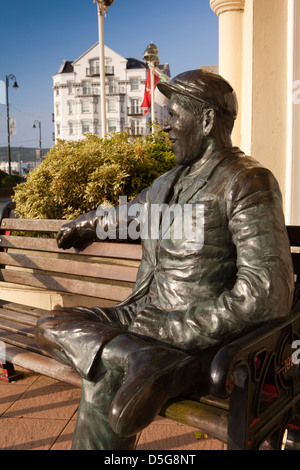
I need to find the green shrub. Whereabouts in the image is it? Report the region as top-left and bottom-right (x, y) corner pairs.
(1, 174), (22, 187)
(0, 170), (7, 183)
(13, 130), (175, 220)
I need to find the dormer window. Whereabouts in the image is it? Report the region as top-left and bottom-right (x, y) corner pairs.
(89, 59), (99, 76)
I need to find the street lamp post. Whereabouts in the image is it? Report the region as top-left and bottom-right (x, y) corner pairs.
(6, 74), (19, 175)
(33, 120), (42, 164)
(93, 0), (115, 138)
(143, 43), (160, 133)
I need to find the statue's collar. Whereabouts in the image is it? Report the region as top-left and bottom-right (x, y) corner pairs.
(173, 147), (243, 203)
(182, 146), (242, 180)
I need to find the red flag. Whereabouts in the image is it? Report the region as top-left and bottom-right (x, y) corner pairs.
(141, 70), (160, 115)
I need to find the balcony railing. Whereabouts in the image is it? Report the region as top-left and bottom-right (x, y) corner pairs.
(127, 106), (143, 116)
(75, 88), (99, 97)
(107, 86), (125, 95)
(75, 85), (125, 97)
(86, 66), (115, 77)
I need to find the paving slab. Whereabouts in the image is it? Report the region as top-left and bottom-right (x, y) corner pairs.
(0, 417), (71, 450)
(136, 417), (225, 450)
(0, 366), (225, 451)
(4, 375), (81, 420)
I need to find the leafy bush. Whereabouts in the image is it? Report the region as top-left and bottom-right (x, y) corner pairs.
(13, 130), (175, 220)
(1, 174), (22, 187)
(0, 170), (8, 183)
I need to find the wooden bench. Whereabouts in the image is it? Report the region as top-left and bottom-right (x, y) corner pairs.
(0, 200), (300, 450)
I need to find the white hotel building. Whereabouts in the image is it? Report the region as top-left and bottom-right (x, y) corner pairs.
(52, 43), (170, 142)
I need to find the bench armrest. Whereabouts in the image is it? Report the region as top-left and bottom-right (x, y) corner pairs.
(209, 302), (300, 448)
(209, 319), (285, 398)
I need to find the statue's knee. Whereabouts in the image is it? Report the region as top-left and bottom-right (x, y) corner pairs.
(35, 309), (67, 340)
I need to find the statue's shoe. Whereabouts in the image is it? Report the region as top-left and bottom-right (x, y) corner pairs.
(109, 345), (197, 437)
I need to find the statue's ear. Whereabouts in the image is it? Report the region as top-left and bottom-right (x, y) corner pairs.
(203, 108), (215, 136)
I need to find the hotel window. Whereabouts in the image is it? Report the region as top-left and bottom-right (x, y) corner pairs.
(89, 59), (99, 76)
(68, 101), (74, 115)
(109, 79), (118, 94)
(108, 99), (117, 112)
(130, 98), (140, 114)
(55, 103), (60, 116)
(67, 82), (73, 95)
(81, 100), (90, 113)
(108, 119), (117, 133)
(69, 122), (74, 135)
(105, 57), (114, 74)
(130, 77), (139, 91)
(56, 123), (61, 136)
(131, 119), (140, 135)
(82, 121), (90, 133)
(82, 81), (92, 95)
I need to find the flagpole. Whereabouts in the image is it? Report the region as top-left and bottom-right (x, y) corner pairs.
(143, 43), (160, 134)
(94, 0), (115, 138)
(97, 1), (107, 138)
(150, 63), (155, 133)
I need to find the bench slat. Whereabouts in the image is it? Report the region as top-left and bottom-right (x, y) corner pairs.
(160, 399), (228, 444)
(0, 235), (142, 260)
(0, 317), (35, 338)
(0, 269), (132, 301)
(0, 252), (138, 283)
(0, 302), (46, 318)
(0, 307), (39, 327)
(3, 344), (82, 387)
(0, 329), (45, 355)
(0, 218), (65, 232)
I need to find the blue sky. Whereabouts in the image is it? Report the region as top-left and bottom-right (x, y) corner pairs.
(0, 0), (219, 150)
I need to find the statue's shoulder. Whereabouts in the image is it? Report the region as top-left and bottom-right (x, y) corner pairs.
(225, 149), (281, 197)
(226, 148), (275, 180)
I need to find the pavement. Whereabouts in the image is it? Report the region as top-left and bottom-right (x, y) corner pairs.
(0, 365), (226, 451)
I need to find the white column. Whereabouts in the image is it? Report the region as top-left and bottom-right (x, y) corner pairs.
(211, 0), (294, 216)
(285, 0), (295, 224)
(210, 0), (245, 147)
(286, 0), (300, 224)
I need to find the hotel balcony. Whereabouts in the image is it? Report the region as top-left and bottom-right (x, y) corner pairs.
(86, 65), (115, 77)
(127, 106), (143, 116)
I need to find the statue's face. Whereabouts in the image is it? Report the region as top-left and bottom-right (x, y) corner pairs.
(166, 96), (206, 166)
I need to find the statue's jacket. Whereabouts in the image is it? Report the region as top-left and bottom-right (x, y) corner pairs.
(39, 147), (295, 380)
(84, 146), (294, 354)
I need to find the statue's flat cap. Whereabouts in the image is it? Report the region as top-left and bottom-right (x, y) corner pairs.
(157, 69), (238, 120)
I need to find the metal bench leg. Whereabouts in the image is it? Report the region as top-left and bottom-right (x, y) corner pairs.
(227, 365), (249, 450)
(0, 360), (24, 382)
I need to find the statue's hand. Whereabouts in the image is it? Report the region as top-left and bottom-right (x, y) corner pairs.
(57, 216), (97, 250)
(56, 221), (78, 249)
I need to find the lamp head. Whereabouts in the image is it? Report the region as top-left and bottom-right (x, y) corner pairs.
(143, 42), (160, 67)
(103, 0), (115, 6)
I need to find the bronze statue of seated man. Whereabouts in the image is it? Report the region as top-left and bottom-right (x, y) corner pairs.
(35, 69), (294, 450)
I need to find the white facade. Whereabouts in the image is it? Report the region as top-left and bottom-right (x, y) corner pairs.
(53, 43), (170, 142)
(0, 161), (38, 174)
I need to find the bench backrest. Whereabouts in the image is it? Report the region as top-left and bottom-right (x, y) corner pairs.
(0, 217), (142, 305)
(0, 211), (299, 304)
